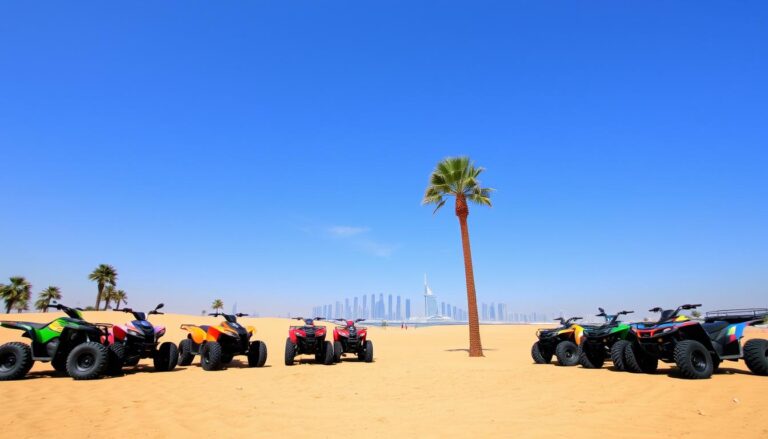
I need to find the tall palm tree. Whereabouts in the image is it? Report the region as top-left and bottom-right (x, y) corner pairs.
(1, 276), (32, 314)
(35, 286), (62, 312)
(101, 285), (116, 310)
(88, 264), (118, 310)
(422, 157), (493, 357)
(112, 290), (127, 310)
(211, 299), (224, 313)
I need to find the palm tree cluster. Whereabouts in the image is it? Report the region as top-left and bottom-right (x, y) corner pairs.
(88, 264), (124, 310)
(1, 277), (62, 314)
(212, 299), (224, 313)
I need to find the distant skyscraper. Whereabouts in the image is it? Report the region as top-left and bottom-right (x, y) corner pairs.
(482, 303), (488, 321)
(387, 294), (393, 320)
(396, 296), (401, 320)
(490, 302), (496, 320)
(424, 274), (439, 317)
(441, 302), (446, 316)
(405, 299), (411, 320)
(378, 293), (384, 319)
(353, 297), (359, 319)
(335, 301), (342, 319)
(452, 305), (457, 320)
(370, 294), (376, 318)
(498, 303), (504, 322)
(362, 295), (368, 319)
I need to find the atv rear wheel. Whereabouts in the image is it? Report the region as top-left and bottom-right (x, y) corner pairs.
(360, 340), (373, 363)
(531, 341), (552, 364)
(200, 342), (223, 371)
(154, 342), (179, 372)
(743, 339), (768, 376)
(0, 342), (34, 381)
(66, 342), (108, 380)
(333, 341), (343, 363)
(624, 342), (658, 374)
(610, 340), (630, 371)
(555, 341), (579, 366)
(674, 340), (713, 379)
(248, 341), (268, 367)
(284, 338), (296, 366)
(578, 345), (605, 369)
(178, 339), (194, 366)
(322, 341), (334, 365)
(106, 343), (126, 376)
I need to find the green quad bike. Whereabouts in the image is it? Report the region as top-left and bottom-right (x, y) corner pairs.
(578, 308), (635, 370)
(0, 302), (115, 380)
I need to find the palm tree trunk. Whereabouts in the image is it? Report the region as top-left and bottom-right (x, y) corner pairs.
(5, 302), (13, 314)
(96, 283), (103, 309)
(456, 194), (484, 357)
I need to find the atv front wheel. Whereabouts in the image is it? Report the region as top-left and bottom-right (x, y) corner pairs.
(333, 341), (343, 363)
(624, 342), (658, 374)
(554, 341), (579, 366)
(284, 338), (296, 366)
(154, 342), (179, 372)
(322, 341), (334, 365)
(178, 339), (195, 366)
(200, 342), (223, 371)
(361, 340), (373, 363)
(610, 340), (630, 371)
(106, 343), (126, 376)
(743, 339), (768, 376)
(0, 342), (34, 381)
(674, 340), (713, 379)
(578, 345), (605, 369)
(248, 341), (268, 367)
(531, 341), (552, 364)
(66, 342), (108, 380)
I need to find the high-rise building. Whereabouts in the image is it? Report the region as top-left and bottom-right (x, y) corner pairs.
(396, 296), (401, 320)
(387, 294), (393, 320)
(370, 294), (376, 319)
(498, 303), (504, 322)
(482, 303), (488, 321)
(405, 299), (411, 320)
(424, 274), (439, 317)
(353, 297), (359, 319)
(362, 295), (368, 319)
(490, 302), (496, 320)
(452, 305), (457, 320)
(378, 293), (384, 319)
(441, 302), (446, 316)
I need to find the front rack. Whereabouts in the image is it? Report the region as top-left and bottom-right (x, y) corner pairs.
(705, 308), (768, 323)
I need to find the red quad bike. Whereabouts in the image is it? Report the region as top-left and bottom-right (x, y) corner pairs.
(331, 318), (373, 363)
(285, 317), (334, 366)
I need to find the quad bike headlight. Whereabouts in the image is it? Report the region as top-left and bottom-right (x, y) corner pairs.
(156, 328), (166, 337)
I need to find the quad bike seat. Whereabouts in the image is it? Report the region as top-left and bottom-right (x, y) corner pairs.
(702, 321), (729, 336)
(2, 321), (47, 330)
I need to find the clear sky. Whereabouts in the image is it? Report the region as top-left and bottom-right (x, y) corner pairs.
(1, 1), (766, 319)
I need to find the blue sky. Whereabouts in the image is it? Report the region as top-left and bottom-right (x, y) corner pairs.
(1, 1), (766, 318)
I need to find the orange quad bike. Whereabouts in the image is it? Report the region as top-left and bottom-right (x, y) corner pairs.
(177, 313), (267, 371)
(531, 317), (595, 366)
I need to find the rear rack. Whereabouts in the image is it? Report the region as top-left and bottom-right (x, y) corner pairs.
(705, 308), (768, 323)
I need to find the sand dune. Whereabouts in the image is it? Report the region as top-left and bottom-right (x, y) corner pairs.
(1, 311), (766, 438)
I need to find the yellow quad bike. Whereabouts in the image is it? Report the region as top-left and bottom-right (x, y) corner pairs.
(178, 313), (267, 371)
(531, 317), (594, 366)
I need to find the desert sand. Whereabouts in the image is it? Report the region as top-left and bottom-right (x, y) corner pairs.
(1, 311), (766, 438)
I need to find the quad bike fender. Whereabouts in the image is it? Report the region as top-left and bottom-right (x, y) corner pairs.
(110, 325), (128, 343)
(182, 325), (209, 344)
(206, 326), (224, 342)
(246, 325), (255, 337)
(289, 329), (302, 345)
(333, 327), (340, 342)
(572, 325), (586, 345)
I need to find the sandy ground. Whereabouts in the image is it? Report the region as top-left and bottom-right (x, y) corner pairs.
(1, 311), (766, 438)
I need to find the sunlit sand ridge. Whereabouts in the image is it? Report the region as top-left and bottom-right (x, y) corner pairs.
(1, 311), (766, 438)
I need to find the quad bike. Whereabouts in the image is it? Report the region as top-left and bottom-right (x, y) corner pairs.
(107, 303), (178, 374)
(285, 317), (334, 366)
(629, 304), (768, 379)
(178, 312), (267, 371)
(531, 316), (593, 366)
(577, 308), (634, 370)
(331, 318), (373, 363)
(0, 302), (114, 380)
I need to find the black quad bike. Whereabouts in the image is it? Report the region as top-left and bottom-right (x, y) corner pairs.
(108, 303), (178, 374)
(285, 317), (334, 366)
(531, 316), (592, 366)
(0, 302), (114, 380)
(578, 308), (634, 370)
(178, 312), (268, 371)
(630, 304), (768, 379)
(331, 318), (373, 363)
